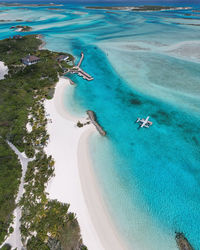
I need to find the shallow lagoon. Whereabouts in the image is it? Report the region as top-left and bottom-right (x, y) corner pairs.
(1, 3), (200, 249)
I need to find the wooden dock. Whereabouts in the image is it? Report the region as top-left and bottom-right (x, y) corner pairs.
(77, 52), (84, 68)
(68, 52), (94, 81)
(78, 68), (93, 81)
(87, 110), (106, 136)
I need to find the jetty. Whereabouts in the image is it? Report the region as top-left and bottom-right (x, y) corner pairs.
(69, 52), (94, 81)
(175, 232), (194, 250)
(87, 110), (106, 136)
(77, 52), (84, 68)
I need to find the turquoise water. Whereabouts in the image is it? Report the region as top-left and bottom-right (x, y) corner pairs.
(1, 3), (200, 249)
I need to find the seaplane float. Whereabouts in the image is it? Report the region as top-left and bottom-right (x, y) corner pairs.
(136, 116), (153, 128)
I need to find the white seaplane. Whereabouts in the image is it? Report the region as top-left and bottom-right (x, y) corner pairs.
(136, 116), (153, 128)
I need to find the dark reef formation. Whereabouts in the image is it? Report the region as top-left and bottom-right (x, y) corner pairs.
(176, 232), (194, 250)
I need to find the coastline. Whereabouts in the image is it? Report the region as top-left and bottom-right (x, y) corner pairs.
(0, 3), (199, 248)
(78, 130), (127, 250)
(37, 34), (46, 50)
(0, 35), (87, 247)
(45, 77), (127, 250)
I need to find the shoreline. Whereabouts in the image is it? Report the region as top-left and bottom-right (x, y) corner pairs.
(78, 129), (127, 250)
(45, 77), (127, 250)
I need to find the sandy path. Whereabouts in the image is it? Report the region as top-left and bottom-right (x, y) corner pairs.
(0, 142), (31, 249)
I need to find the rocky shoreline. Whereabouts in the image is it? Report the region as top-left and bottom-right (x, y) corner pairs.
(87, 110), (106, 136)
(176, 232), (194, 250)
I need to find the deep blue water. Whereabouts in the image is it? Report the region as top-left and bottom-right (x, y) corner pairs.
(67, 38), (200, 249)
(1, 2), (200, 249)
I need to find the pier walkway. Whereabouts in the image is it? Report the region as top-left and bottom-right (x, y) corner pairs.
(78, 68), (93, 81)
(69, 52), (94, 81)
(77, 52), (84, 68)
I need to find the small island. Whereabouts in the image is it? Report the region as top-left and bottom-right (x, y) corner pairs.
(86, 5), (191, 12)
(0, 19), (24, 22)
(10, 25), (32, 32)
(0, 2), (63, 7)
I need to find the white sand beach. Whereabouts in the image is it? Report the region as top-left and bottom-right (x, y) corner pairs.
(0, 61), (8, 80)
(45, 77), (126, 250)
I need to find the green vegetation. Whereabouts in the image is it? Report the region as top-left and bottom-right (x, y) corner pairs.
(131, 5), (178, 11)
(0, 35), (74, 152)
(77, 121), (90, 128)
(20, 96), (82, 249)
(0, 34), (84, 249)
(86, 5), (187, 11)
(0, 243), (12, 250)
(77, 121), (84, 128)
(0, 138), (21, 244)
(60, 60), (74, 70)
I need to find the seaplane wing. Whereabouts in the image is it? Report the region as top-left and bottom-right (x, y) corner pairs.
(136, 116), (152, 128)
(141, 116), (149, 127)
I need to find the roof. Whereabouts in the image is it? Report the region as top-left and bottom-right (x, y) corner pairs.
(22, 55), (40, 62)
(57, 54), (69, 60)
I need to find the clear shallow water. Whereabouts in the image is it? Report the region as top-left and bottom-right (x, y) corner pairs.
(1, 3), (200, 249)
